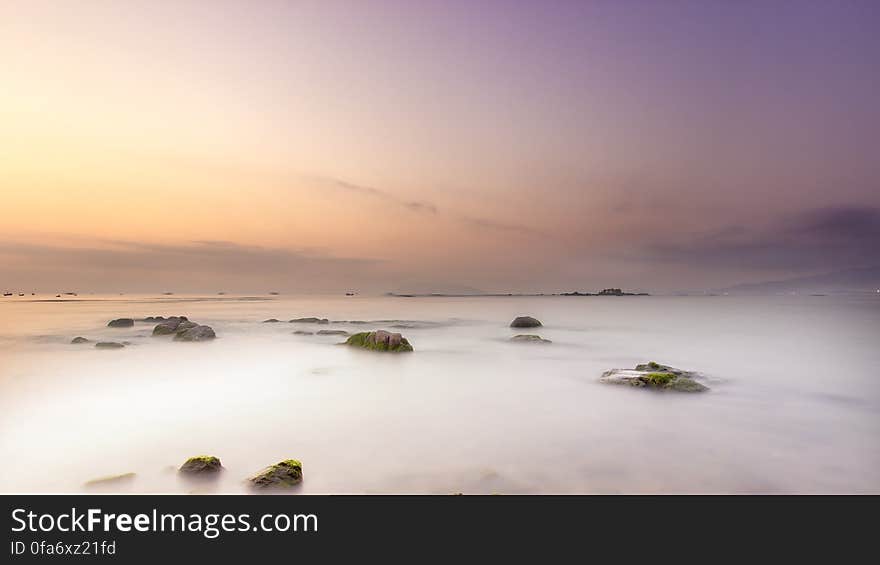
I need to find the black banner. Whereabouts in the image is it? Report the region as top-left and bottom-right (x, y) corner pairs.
(1, 495), (871, 561)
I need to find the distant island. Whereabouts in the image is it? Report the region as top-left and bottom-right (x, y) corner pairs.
(387, 287), (649, 297)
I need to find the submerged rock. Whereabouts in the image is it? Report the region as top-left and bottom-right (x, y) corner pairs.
(247, 460), (303, 489)
(289, 317), (329, 324)
(71, 336), (91, 344)
(107, 318), (134, 328)
(510, 334), (552, 344)
(179, 455), (222, 475)
(95, 342), (125, 349)
(84, 472), (136, 488)
(174, 325), (216, 342)
(600, 362), (709, 392)
(345, 330), (413, 352)
(510, 316), (542, 328)
(262, 318), (281, 323)
(292, 330), (314, 335)
(317, 329), (349, 336)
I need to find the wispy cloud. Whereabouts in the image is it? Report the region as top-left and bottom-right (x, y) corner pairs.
(635, 205), (880, 272)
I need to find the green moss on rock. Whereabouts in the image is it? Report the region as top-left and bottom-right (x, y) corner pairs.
(179, 455), (222, 474)
(345, 330), (413, 352)
(248, 460), (303, 489)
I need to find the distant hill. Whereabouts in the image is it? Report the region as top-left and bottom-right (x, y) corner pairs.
(718, 266), (880, 295)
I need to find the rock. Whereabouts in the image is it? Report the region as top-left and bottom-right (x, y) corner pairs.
(95, 342), (125, 349)
(174, 325), (216, 342)
(179, 455), (222, 475)
(107, 318), (134, 328)
(510, 334), (552, 344)
(510, 316), (542, 328)
(316, 329), (349, 336)
(289, 317), (329, 324)
(71, 336), (91, 344)
(262, 318), (281, 323)
(600, 362), (709, 392)
(84, 472), (136, 488)
(151, 317), (195, 336)
(292, 330), (314, 335)
(247, 460), (303, 489)
(345, 330), (413, 352)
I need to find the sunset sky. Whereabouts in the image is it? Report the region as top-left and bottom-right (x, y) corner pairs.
(1, 0), (878, 293)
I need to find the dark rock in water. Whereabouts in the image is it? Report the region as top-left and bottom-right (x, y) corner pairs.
(95, 342), (125, 349)
(345, 330), (413, 352)
(510, 334), (551, 344)
(600, 362), (709, 392)
(248, 460), (303, 489)
(151, 317), (194, 336)
(316, 329), (349, 336)
(107, 318), (134, 328)
(179, 455), (222, 475)
(510, 316), (542, 328)
(292, 330), (314, 335)
(71, 336), (91, 344)
(174, 325), (216, 342)
(262, 319), (281, 323)
(289, 317), (329, 324)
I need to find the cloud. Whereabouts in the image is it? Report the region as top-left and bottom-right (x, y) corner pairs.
(322, 176), (543, 236)
(635, 204), (880, 272)
(0, 240), (381, 292)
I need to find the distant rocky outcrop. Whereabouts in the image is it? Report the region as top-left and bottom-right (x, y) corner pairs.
(510, 334), (551, 344)
(179, 456), (222, 475)
(247, 460), (303, 489)
(345, 330), (413, 352)
(510, 316), (542, 328)
(289, 317), (329, 324)
(107, 318), (134, 328)
(600, 362), (709, 392)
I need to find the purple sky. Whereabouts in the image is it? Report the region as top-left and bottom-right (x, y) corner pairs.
(1, 0), (878, 292)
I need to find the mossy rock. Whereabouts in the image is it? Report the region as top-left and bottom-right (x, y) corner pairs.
(510, 316), (542, 328)
(510, 334), (551, 344)
(179, 455), (222, 474)
(600, 362), (709, 392)
(248, 460), (303, 489)
(345, 330), (413, 352)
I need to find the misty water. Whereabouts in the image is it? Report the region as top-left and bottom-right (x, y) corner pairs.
(1, 294), (878, 494)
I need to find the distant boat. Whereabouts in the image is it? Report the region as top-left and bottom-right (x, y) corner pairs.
(56, 294), (61, 298)
(2, 292), (12, 296)
(18, 293), (24, 296)
(345, 292), (357, 296)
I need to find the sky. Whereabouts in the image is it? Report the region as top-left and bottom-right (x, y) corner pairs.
(1, 0), (878, 293)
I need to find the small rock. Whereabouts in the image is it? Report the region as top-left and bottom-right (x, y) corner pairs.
(292, 330), (315, 335)
(510, 316), (542, 328)
(262, 319), (281, 323)
(317, 329), (349, 336)
(247, 460), (303, 489)
(174, 325), (216, 342)
(95, 342), (125, 349)
(510, 334), (551, 344)
(179, 456), (223, 475)
(289, 317), (329, 324)
(71, 336), (91, 344)
(107, 318), (134, 328)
